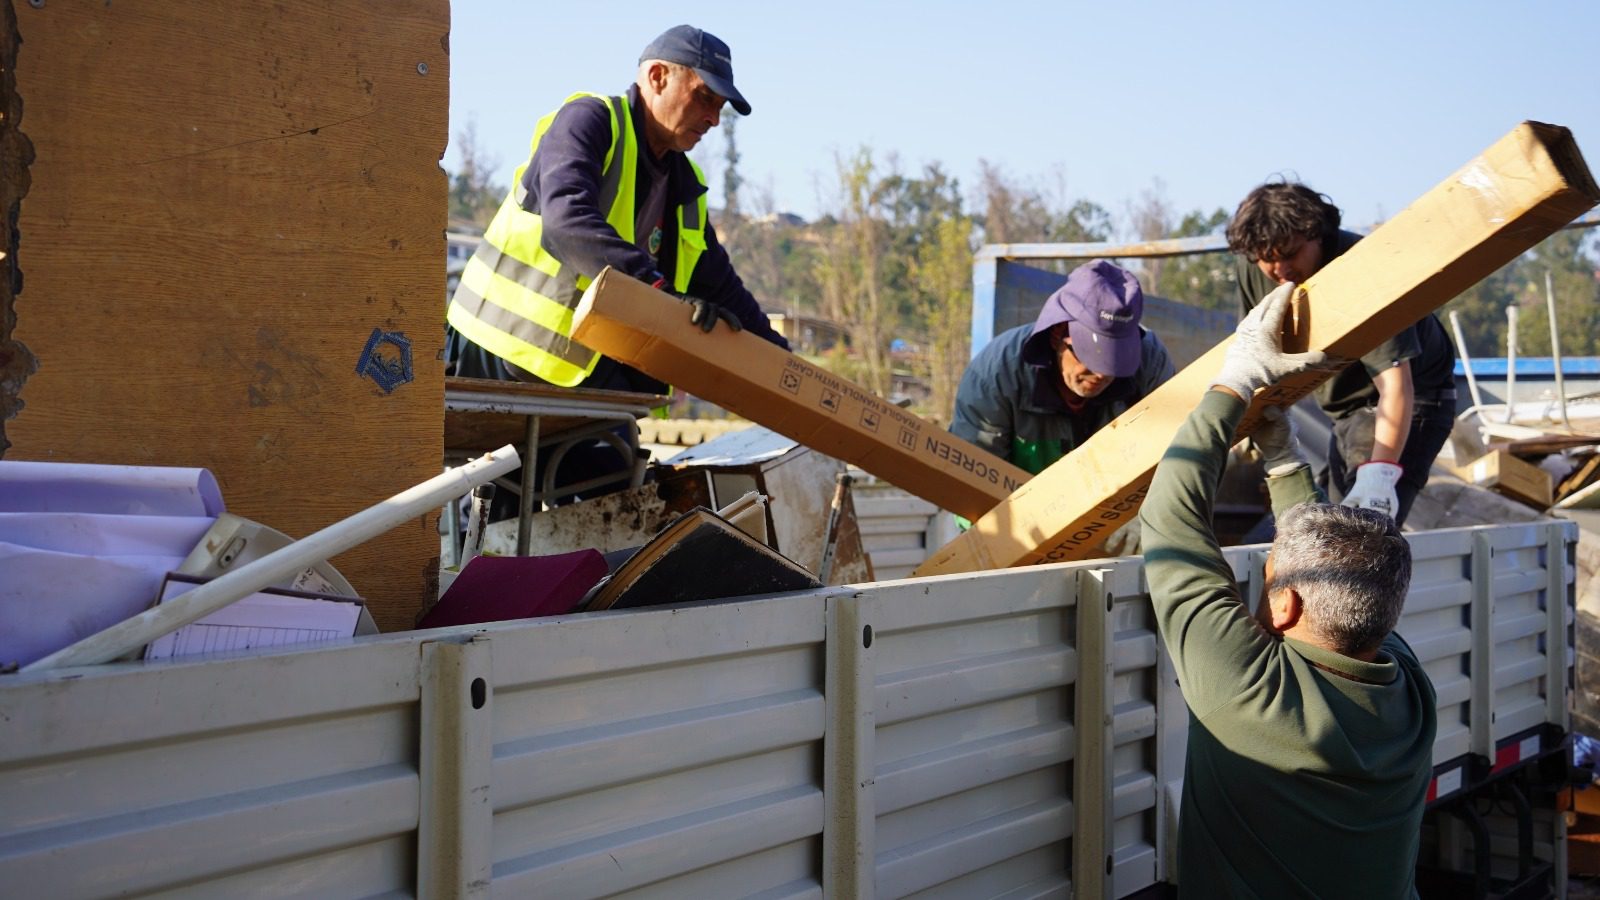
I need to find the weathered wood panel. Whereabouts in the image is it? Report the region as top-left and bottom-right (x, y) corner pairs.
(3, 1), (450, 630)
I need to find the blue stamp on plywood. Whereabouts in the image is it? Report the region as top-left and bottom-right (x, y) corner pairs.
(355, 327), (414, 393)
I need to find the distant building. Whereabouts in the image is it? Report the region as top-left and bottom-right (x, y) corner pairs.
(445, 230), (482, 302)
(766, 311), (847, 354)
(889, 371), (932, 412)
(754, 211), (807, 228)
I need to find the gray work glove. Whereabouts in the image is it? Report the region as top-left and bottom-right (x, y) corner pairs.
(1211, 282), (1345, 398)
(687, 296), (744, 334)
(1248, 406), (1307, 477)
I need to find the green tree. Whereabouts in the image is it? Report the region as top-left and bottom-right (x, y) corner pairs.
(908, 205), (975, 425)
(1122, 181), (1235, 311)
(815, 148), (894, 395)
(448, 120), (505, 228)
(718, 175), (819, 317)
(975, 160), (1110, 248)
(1440, 227), (1599, 359)
(1439, 259), (1521, 359)
(1505, 229), (1600, 357)
(1153, 208), (1236, 312)
(722, 110), (743, 218)
(875, 161), (962, 336)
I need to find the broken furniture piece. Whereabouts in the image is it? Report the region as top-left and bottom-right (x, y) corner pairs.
(663, 426), (872, 585)
(443, 376), (666, 560)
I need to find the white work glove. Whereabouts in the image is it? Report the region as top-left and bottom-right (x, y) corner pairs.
(1212, 282), (1346, 398)
(1248, 406), (1307, 477)
(1101, 518), (1141, 557)
(1342, 461), (1403, 519)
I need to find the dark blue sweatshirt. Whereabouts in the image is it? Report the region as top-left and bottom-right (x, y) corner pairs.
(522, 84), (788, 348)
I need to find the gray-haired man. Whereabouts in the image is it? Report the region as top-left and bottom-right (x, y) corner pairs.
(1139, 282), (1438, 897)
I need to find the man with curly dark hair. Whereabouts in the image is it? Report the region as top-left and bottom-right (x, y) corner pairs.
(1227, 180), (1456, 526)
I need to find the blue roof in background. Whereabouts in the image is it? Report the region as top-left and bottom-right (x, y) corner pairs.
(1454, 357), (1600, 377)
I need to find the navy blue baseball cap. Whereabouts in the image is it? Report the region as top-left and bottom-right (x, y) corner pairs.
(639, 25), (751, 116)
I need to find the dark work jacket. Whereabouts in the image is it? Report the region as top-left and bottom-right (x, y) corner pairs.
(453, 84), (787, 391)
(1141, 390), (1434, 897)
(524, 84), (786, 347)
(950, 323), (1175, 473)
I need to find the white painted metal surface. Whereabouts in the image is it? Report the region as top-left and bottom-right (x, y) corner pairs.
(853, 487), (956, 581)
(862, 566), (1081, 899)
(0, 520), (1576, 898)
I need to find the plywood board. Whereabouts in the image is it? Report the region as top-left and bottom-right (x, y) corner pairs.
(918, 122), (1599, 576)
(3, 2), (451, 629)
(571, 270), (1031, 521)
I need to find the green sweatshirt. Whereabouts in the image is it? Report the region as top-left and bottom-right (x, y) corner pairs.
(1139, 390), (1436, 899)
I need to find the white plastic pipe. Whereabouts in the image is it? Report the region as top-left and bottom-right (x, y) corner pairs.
(1546, 270), (1572, 429)
(1449, 310), (1486, 414)
(24, 446), (521, 672)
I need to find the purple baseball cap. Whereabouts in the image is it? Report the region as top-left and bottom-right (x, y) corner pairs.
(1054, 260), (1145, 378)
(640, 25), (751, 116)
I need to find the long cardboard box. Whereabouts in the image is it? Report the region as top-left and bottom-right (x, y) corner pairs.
(571, 273), (1030, 521)
(916, 121), (1598, 576)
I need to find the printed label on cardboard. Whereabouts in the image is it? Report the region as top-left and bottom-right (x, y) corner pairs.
(1038, 485), (1148, 561)
(921, 433), (1025, 492)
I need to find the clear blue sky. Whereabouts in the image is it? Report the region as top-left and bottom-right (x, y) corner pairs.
(447, 1), (1600, 236)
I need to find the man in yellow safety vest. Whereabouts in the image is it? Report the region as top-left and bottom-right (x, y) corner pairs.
(446, 25), (790, 497)
(448, 25), (789, 390)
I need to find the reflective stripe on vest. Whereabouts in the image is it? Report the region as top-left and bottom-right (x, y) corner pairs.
(675, 159), (708, 293)
(447, 92), (710, 386)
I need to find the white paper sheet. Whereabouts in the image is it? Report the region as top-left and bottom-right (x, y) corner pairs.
(0, 460), (223, 517)
(0, 513), (216, 557)
(145, 582), (362, 660)
(0, 543), (194, 667)
(0, 461), (225, 668)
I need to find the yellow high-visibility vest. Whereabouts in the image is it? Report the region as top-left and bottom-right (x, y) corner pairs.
(446, 92), (709, 386)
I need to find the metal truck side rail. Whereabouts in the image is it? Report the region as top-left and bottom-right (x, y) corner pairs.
(0, 520), (1576, 898)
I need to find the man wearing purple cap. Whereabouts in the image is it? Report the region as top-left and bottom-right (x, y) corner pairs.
(445, 25), (788, 505)
(951, 260), (1175, 548)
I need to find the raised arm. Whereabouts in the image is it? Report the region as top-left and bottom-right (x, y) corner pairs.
(1141, 285), (1342, 714)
